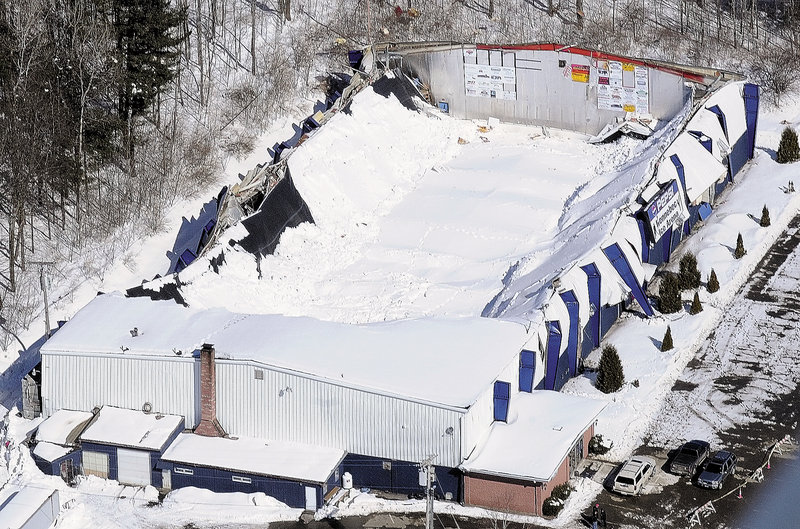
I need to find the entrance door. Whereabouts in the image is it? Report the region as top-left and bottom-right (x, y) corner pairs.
(304, 486), (317, 511)
(162, 469), (172, 490)
(117, 448), (151, 486)
(82, 451), (109, 478)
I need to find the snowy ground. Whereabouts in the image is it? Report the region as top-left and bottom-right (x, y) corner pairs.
(1, 88), (800, 528)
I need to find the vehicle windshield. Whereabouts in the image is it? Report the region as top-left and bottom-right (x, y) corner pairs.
(706, 463), (723, 473)
(617, 476), (635, 485)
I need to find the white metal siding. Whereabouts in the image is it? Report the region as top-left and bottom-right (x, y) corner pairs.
(462, 356), (519, 459)
(117, 448), (151, 487)
(41, 353), (197, 424)
(215, 361), (464, 468)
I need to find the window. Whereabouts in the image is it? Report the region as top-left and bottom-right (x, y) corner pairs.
(493, 381), (510, 422)
(254, 369), (264, 380)
(174, 467), (194, 475)
(232, 475), (252, 484)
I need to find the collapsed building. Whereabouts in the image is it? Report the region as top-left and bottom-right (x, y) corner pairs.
(30, 43), (758, 515)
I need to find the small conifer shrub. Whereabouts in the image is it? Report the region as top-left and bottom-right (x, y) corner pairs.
(661, 326), (674, 351)
(659, 273), (682, 314)
(734, 233), (746, 259)
(690, 292), (703, 314)
(777, 126), (800, 164)
(597, 344), (625, 393)
(707, 269), (720, 293)
(760, 205), (771, 227)
(678, 252), (702, 290)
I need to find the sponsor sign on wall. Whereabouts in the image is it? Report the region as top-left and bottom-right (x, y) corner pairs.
(464, 62), (517, 100)
(571, 64), (590, 83)
(596, 60), (649, 114)
(646, 180), (689, 241)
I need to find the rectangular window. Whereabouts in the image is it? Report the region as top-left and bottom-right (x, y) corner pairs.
(493, 381), (510, 422)
(232, 475), (252, 484)
(174, 467), (194, 475)
(254, 369), (264, 380)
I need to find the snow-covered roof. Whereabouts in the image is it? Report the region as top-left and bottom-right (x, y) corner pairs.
(42, 293), (529, 408)
(460, 391), (606, 481)
(80, 406), (184, 451)
(35, 409), (93, 446)
(32, 441), (76, 463)
(162, 433), (345, 484)
(0, 486), (57, 529)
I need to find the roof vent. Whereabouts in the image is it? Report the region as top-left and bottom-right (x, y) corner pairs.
(142, 402), (153, 414)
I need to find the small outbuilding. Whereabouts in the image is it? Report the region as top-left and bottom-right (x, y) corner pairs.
(160, 433), (345, 510)
(78, 406), (184, 488)
(460, 391), (605, 516)
(0, 486), (60, 529)
(31, 409), (93, 482)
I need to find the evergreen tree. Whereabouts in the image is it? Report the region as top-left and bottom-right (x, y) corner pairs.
(734, 233), (746, 259)
(661, 326), (674, 351)
(707, 269), (720, 293)
(690, 292), (703, 314)
(659, 273), (682, 314)
(112, 0), (187, 120)
(597, 344), (625, 393)
(777, 127), (800, 164)
(678, 252), (701, 290)
(760, 205), (771, 227)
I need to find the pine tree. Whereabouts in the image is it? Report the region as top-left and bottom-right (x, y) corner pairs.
(678, 252), (701, 290)
(661, 326), (674, 351)
(597, 344), (625, 393)
(707, 269), (720, 293)
(760, 205), (771, 227)
(777, 127), (800, 164)
(734, 233), (746, 259)
(659, 273), (682, 314)
(690, 292), (703, 314)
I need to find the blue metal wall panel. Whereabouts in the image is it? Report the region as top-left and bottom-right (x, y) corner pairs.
(519, 350), (535, 392)
(714, 177), (728, 198)
(559, 290), (580, 377)
(671, 224), (683, 250)
(544, 321), (563, 390)
(493, 381), (510, 422)
(80, 442), (120, 481)
(706, 105), (729, 141)
(162, 461), (313, 508)
(743, 83), (759, 159)
(636, 219), (650, 262)
(670, 155), (687, 199)
(341, 454), (460, 498)
(32, 449), (81, 477)
(602, 243), (654, 317)
(729, 133), (750, 179)
(580, 263), (601, 350)
(600, 303), (621, 338)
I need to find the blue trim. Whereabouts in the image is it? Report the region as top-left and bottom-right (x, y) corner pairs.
(743, 84), (759, 160)
(635, 218), (650, 261)
(580, 263), (601, 350)
(519, 350), (535, 392)
(706, 105), (729, 141)
(493, 381), (510, 422)
(602, 243), (654, 317)
(669, 155), (688, 201)
(545, 321), (568, 390)
(559, 290), (580, 377)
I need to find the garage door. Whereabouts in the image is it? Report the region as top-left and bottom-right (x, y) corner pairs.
(82, 451), (109, 478)
(117, 448), (151, 486)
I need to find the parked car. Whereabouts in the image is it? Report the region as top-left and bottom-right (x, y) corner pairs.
(697, 450), (737, 489)
(612, 455), (656, 496)
(670, 440), (711, 476)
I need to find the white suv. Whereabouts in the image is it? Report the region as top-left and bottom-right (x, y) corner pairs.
(612, 456), (656, 496)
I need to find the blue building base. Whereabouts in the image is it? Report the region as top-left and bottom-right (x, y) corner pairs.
(342, 454), (460, 500)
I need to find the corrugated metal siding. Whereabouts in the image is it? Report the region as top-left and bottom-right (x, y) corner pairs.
(41, 353), (197, 424)
(215, 361), (464, 468)
(461, 356), (518, 459)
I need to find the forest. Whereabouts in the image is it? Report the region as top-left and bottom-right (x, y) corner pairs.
(1, 0), (799, 349)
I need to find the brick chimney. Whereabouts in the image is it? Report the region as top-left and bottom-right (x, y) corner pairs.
(195, 343), (226, 437)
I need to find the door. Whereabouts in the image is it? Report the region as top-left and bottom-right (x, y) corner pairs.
(304, 486), (317, 511)
(162, 469), (172, 490)
(82, 451), (109, 478)
(117, 448), (152, 486)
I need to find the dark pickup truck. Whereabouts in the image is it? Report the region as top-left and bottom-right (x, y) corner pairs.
(669, 440), (711, 476)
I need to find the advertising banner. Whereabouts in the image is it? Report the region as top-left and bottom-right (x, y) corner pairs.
(464, 62), (516, 100)
(571, 64), (590, 83)
(596, 60), (649, 114)
(646, 180), (689, 241)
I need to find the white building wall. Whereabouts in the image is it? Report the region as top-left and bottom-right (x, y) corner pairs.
(213, 361), (464, 468)
(41, 353), (197, 424)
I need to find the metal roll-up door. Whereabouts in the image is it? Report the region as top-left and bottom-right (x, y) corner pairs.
(117, 448), (151, 486)
(82, 451), (109, 478)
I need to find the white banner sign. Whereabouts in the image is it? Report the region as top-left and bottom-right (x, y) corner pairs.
(646, 180), (689, 241)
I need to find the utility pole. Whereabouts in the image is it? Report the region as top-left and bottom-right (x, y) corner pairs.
(420, 454), (437, 529)
(30, 261), (54, 338)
